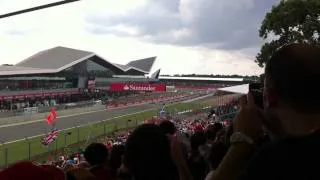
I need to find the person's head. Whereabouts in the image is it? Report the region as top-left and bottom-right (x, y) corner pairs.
(109, 144), (125, 170)
(84, 143), (109, 166)
(123, 124), (178, 180)
(159, 120), (177, 135)
(205, 123), (223, 142)
(190, 131), (206, 154)
(263, 43), (320, 136)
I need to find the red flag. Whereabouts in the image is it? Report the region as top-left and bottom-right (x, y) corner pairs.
(46, 108), (57, 125)
(46, 112), (54, 125)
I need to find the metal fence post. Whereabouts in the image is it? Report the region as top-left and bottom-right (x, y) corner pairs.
(55, 138), (58, 152)
(0, 141), (5, 167)
(4, 147), (8, 167)
(64, 133), (67, 147)
(25, 138), (31, 160)
(77, 126), (80, 143)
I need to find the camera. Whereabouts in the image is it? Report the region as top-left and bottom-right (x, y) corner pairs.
(249, 83), (263, 109)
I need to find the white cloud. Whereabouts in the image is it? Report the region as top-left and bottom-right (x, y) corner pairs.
(0, 0), (263, 75)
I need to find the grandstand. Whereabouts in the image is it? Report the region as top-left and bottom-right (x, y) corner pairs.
(0, 46), (158, 112)
(158, 75), (245, 91)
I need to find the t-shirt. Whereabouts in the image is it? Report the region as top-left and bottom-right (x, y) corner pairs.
(239, 132), (320, 180)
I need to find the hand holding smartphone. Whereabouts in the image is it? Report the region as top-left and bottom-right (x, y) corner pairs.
(249, 83), (263, 109)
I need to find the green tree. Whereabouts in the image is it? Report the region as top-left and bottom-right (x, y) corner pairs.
(256, 0), (320, 67)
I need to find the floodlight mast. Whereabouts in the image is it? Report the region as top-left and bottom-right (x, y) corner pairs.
(0, 0), (80, 19)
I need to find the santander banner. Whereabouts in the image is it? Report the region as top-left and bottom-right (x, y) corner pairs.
(110, 83), (166, 92)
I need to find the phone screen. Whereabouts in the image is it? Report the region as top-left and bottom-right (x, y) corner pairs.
(249, 83), (263, 109)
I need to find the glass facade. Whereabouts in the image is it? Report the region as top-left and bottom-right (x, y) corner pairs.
(0, 78), (72, 92)
(0, 58), (120, 92)
(86, 60), (114, 78)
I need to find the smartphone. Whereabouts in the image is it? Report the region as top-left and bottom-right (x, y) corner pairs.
(249, 83), (264, 109)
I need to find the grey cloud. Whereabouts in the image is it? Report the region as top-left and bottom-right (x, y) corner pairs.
(86, 0), (279, 50)
(5, 29), (30, 36)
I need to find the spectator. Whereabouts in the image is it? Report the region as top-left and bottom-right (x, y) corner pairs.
(0, 161), (64, 180)
(109, 144), (125, 178)
(122, 124), (181, 180)
(188, 132), (209, 180)
(240, 43), (320, 179)
(84, 143), (112, 180)
(205, 123), (223, 144)
(159, 120), (177, 135)
(211, 43), (320, 180)
(205, 141), (228, 180)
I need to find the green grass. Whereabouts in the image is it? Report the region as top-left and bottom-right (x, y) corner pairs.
(0, 101), (208, 167)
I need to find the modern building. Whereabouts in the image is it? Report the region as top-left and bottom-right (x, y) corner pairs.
(0, 46), (156, 110)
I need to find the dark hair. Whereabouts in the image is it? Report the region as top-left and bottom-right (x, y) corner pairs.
(205, 123), (223, 141)
(84, 143), (109, 166)
(159, 120), (177, 135)
(109, 144), (125, 171)
(123, 124), (179, 180)
(265, 43), (320, 113)
(190, 131), (206, 154)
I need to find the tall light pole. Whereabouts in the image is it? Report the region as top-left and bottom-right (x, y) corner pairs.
(0, 0), (81, 19)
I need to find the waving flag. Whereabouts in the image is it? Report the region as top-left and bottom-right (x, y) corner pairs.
(42, 129), (59, 146)
(46, 108), (57, 125)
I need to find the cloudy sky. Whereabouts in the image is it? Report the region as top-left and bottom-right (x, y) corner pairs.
(0, 0), (279, 75)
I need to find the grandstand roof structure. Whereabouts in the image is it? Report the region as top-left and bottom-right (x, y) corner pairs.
(218, 84), (249, 94)
(159, 76), (244, 82)
(0, 46), (156, 76)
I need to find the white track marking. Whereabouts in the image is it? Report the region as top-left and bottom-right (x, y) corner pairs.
(4, 108), (154, 144)
(2, 94), (212, 143)
(0, 103), (152, 128)
(0, 109), (107, 128)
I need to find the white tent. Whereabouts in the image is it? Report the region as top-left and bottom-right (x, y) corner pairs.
(218, 84), (249, 94)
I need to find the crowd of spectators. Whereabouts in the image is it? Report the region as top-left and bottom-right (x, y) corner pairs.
(0, 100), (234, 180)
(0, 43), (320, 180)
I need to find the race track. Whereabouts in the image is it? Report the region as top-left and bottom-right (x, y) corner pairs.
(0, 104), (156, 142)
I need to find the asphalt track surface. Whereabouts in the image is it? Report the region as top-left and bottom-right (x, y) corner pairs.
(0, 104), (156, 142)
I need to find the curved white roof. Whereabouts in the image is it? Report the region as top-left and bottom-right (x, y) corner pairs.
(0, 46), (156, 76)
(218, 84), (249, 94)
